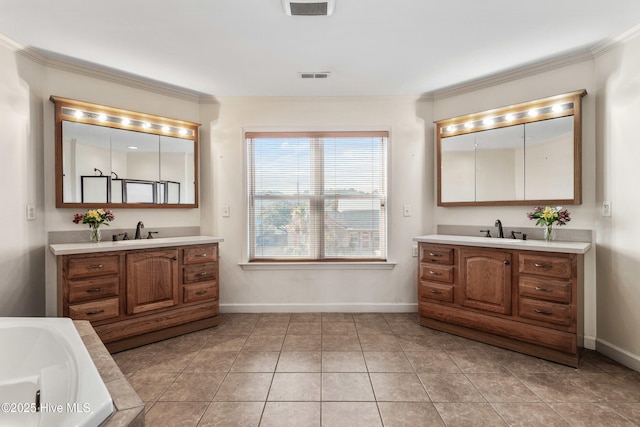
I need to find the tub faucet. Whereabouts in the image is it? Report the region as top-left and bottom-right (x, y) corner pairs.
(134, 221), (144, 239)
(495, 219), (504, 238)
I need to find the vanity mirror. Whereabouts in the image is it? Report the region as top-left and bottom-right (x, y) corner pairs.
(436, 90), (586, 206)
(52, 96), (199, 208)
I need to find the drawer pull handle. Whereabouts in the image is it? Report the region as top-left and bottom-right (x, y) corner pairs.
(195, 290), (208, 295)
(429, 271), (441, 276)
(198, 272), (208, 277)
(86, 287), (105, 293)
(86, 309), (105, 315)
(534, 287), (553, 292)
(428, 253), (442, 257)
(533, 263), (551, 269)
(88, 264), (103, 269)
(504, 260), (510, 265)
(533, 309), (553, 315)
(195, 253), (208, 258)
(429, 289), (442, 294)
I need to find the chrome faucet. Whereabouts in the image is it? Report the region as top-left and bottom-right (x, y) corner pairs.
(134, 221), (144, 240)
(494, 219), (504, 238)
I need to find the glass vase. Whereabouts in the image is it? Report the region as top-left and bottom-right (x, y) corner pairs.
(543, 224), (555, 242)
(90, 225), (102, 243)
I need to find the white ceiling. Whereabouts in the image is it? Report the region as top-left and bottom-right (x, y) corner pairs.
(2, 0), (640, 97)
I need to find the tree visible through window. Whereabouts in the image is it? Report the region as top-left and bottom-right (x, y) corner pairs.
(246, 131), (388, 261)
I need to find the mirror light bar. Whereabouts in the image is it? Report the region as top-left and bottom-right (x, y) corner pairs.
(61, 107), (194, 137)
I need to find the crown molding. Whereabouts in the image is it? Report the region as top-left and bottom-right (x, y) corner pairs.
(591, 22), (640, 57)
(421, 48), (594, 102)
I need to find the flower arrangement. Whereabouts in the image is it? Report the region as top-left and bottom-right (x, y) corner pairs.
(73, 209), (115, 242)
(526, 206), (570, 241)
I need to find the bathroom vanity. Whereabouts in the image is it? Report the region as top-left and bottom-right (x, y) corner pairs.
(50, 236), (222, 352)
(413, 234), (591, 367)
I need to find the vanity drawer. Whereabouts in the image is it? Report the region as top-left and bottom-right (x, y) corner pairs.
(519, 298), (571, 326)
(69, 297), (120, 322)
(519, 254), (571, 279)
(420, 244), (454, 265)
(419, 282), (454, 303)
(183, 264), (217, 284)
(67, 255), (120, 279)
(183, 245), (217, 265)
(419, 264), (454, 283)
(183, 282), (218, 304)
(68, 275), (120, 303)
(519, 276), (571, 304)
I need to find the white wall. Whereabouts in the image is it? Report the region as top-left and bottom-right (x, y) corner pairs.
(0, 37), (46, 316)
(594, 31), (640, 369)
(203, 96), (430, 311)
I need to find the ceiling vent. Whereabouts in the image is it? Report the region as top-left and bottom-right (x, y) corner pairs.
(299, 71), (333, 79)
(282, 0), (335, 16)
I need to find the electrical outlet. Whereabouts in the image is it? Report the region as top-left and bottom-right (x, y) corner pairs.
(412, 246), (418, 257)
(222, 205), (230, 217)
(602, 201), (612, 217)
(26, 204), (36, 221)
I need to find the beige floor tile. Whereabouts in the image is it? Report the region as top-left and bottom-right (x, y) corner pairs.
(283, 334), (322, 351)
(322, 322), (357, 335)
(466, 372), (540, 402)
(364, 351), (413, 373)
(230, 351), (280, 372)
(261, 402), (321, 427)
(358, 334), (402, 351)
(566, 372), (640, 401)
(144, 401), (208, 426)
(378, 402), (445, 426)
(396, 334), (440, 352)
(321, 313), (354, 322)
(111, 344), (159, 375)
(127, 371), (178, 402)
(322, 351), (367, 372)
(213, 322), (256, 336)
(183, 350), (238, 372)
(198, 401), (264, 427)
(251, 321), (290, 336)
(158, 371), (225, 401)
(242, 334), (285, 351)
(447, 350), (509, 373)
(484, 347), (559, 373)
(492, 402), (571, 426)
(287, 321), (322, 335)
(322, 373), (375, 401)
(434, 402), (507, 426)
(405, 351), (461, 373)
(515, 373), (599, 402)
(369, 373), (430, 402)
(418, 373), (485, 403)
(291, 313), (322, 322)
(321, 335), (361, 351)
(321, 402), (382, 427)
(607, 402), (640, 424)
(268, 373), (322, 401)
(203, 334), (248, 351)
(213, 372), (273, 401)
(355, 322), (392, 335)
(276, 351), (321, 372)
(549, 402), (635, 426)
(138, 349), (199, 373)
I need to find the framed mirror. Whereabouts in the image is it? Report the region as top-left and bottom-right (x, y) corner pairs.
(51, 96), (199, 208)
(436, 90), (586, 206)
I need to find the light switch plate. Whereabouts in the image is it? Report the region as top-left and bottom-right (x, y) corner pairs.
(26, 204), (36, 221)
(222, 205), (230, 217)
(602, 201), (611, 217)
(403, 204), (412, 217)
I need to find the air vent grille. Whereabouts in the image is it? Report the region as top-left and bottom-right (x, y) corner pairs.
(299, 72), (332, 79)
(282, 0), (335, 16)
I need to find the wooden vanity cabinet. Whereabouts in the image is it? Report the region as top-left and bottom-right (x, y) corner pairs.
(418, 242), (583, 367)
(57, 243), (221, 352)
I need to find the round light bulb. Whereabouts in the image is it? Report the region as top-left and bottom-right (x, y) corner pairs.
(121, 118), (131, 125)
(142, 122), (151, 129)
(528, 109), (538, 117)
(464, 122), (473, 129)
(74, 110), (83, 119)
(98, 114), (107, 122)
(162, 125), (171, 133)
(483, 117), (495, 126)
(505, 113), (515, 122)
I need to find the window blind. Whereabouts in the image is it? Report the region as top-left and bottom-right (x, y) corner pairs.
(246, 131), (388, 261)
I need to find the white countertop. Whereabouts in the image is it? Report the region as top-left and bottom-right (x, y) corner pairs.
(413, 234), (591, 254)
(49, 235), (224, 256)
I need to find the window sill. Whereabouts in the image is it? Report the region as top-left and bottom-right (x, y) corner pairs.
(238, 261), (397, 271)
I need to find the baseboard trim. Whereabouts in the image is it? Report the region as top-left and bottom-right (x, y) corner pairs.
(584, 335), (596, 350)
(596, 338), (640, 372)
(220, 303), (418, 313)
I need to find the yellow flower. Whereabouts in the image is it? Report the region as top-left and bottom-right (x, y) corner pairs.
(541, 207), (558, 221)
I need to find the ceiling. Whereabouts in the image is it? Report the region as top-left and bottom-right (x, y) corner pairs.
(2, 0), (640, 98)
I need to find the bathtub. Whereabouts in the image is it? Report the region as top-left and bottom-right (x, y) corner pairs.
(0, 317), (113, 427)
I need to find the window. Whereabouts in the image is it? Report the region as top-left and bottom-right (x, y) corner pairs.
(246, 131), (388, 262)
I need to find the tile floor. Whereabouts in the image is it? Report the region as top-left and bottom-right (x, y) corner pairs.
(112, 313), (640, 426)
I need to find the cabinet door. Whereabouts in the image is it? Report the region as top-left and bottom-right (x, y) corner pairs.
(126, 249), (179, 314)
(459, 249), (512, 315)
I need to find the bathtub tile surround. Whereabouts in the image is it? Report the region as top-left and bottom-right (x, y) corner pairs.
(113, 313), (640, 426)
(74, 320), (144, 427)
